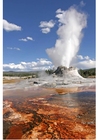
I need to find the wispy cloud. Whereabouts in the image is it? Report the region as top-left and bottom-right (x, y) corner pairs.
(80, 1), (86, 7)
(7, 47), (20, 51)
(3, 19), (21, 31)
(19, 36), (34, 42)
(19, 38), (28, 42)
(39, 20), (55, 34)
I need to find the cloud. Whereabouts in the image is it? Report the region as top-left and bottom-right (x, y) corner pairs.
(3, 56), (96, 71)
(77, 55), (84, 60)
(74, 59), (96, 69)
(3, 58), (53, 71)
(72, 55), (95, 69)
(76, 55), (90, 60)
(80, 1), (86, 7)
(19, 36), (34, 42)
(7, 47), (20, 51)
(19, 38), (28, 42)
(27, 37), (33, 41)
(39, 20), (55, 34)
(3, 19), (21, 31)
(36, 58), (52, 66)
(84, 56), (90, 60)
(39, 20), (55, 28)
(41, 28), (50, 34)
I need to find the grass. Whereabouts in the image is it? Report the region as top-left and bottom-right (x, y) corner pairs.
(88, 76), (95, 78)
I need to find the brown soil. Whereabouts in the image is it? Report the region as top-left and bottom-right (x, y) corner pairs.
(3, 79), (23, 84)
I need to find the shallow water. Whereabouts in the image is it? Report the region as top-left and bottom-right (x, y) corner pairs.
(3, 88), (95, 139)
(47, 91), (95, 107)
(47, 91), (95, 124)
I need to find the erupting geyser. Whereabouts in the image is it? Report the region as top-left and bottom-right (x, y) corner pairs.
(46, 6), (87, 68)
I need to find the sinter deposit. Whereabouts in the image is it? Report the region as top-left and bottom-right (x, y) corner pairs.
(3, 66), (95, 91)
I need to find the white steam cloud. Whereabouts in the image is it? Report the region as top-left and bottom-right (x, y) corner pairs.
(46, 6), (87, 68)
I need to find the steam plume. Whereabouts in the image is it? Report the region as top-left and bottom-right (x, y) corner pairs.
(46, 6), (87, 68)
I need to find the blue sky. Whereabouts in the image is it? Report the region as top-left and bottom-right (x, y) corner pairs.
(3, 0), (95, 71)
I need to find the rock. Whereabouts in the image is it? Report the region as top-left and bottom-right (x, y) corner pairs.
(33, 81), (39, 84)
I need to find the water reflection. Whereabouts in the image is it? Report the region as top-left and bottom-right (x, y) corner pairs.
(47, 91), (95, 124)
(3, 89), (95, 139)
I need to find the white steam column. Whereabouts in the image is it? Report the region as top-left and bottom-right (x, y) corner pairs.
(46, 6), (87, 68)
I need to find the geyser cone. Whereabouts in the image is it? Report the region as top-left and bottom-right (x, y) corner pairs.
(54, 66), (84, 79)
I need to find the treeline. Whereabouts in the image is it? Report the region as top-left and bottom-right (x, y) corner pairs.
(45, 69), (54, 75)
(3, 71), (39, 78)
(78, 68), (96, 78)
(3, 68), (96, 78)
